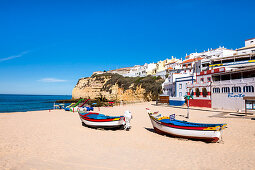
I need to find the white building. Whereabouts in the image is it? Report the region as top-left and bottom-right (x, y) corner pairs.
(209, 40), (255, 72)
(186, 67), (225, 108)
(146, 63), (157, 75)
(123, 65), (147, 77)
(162, 73), (189, 96)
(183, 47), (236, 74)
(107, 67), (132, 76)
(237, 38), (255, 55)
(162, 72), (193, 106)
(165, 60), (182, 71)
(156, 70), (167, 79)
(155, 57), (182, 79)
(211, 66), (255, 112)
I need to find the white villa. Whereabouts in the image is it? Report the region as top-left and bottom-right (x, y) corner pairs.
(145, 63), (157, 75)
(123, 65), (147, 77)
(107, 67), (132, 76)
(236, 38), (255, 55)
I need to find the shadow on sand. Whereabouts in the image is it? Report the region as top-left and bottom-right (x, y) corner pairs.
(144, 127), (156, 133)
(81, 122), (125, 131)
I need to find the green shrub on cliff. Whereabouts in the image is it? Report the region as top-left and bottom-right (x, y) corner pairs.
(92, 73), (164, 101)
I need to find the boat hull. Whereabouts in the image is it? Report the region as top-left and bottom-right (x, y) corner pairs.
(71, 106), (93, 112)
(79, 114), (125, 128)
(149, 115), (221, 142)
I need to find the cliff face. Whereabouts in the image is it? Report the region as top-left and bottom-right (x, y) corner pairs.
(72, 76), (117, 101)
(72, 73), (163, 102)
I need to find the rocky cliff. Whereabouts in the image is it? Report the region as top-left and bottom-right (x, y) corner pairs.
(72, 73), (164, 102)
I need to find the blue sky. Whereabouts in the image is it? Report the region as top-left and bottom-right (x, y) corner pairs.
(0, 0), (254, 95)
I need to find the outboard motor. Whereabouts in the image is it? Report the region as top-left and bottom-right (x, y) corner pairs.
(123, 110), (132, 130)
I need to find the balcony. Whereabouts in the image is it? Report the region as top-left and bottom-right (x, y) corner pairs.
(212, 77), (255, 85)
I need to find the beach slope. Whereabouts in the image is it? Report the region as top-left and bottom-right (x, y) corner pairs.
(0, 102), (254, 170)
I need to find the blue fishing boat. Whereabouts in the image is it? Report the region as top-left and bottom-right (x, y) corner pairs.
(146, 108), (227, 142)
(78, 111), (132, 129)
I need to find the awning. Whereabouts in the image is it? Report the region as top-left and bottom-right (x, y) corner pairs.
(243, 96), (255, 100)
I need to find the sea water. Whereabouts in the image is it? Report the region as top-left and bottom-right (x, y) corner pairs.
(0, 94), (71, 113)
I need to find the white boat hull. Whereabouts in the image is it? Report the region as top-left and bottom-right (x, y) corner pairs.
(71, 107), (86, 112)
(80, 116), (125, 128)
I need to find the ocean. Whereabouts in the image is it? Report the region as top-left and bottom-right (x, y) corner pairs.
(0, 94), (72, 113)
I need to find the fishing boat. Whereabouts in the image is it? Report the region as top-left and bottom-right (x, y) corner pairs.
(146, 109), (227, 142)
(70, 106), (94, 112)
(78, 110), (132, 129)
(66, 99), (93, 112)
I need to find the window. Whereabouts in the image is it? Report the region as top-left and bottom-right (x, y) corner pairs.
(246, 101), (253, 110)
(179, 84), (182, 89)
(179, 92), (182, 97)
(222, 59), (234, 64)
(222, 87), (230, 93)
(249, 101), (255, 110)
(190, 90), (194, 96)
(243, 86), (254, 93)
(212, 60), (222, 64)
(202, 88), (207, 97)
(213, 88), (220, 93)
(235, 56), (252, 62)
(212, 75), (220, 81)
(221, 74), (231, 81)
(243, 71), (255, 78)
(201, 78), (204, 82)
(195, 88), (200, 97)
(232, 86), (241, 93)
(207, 77), (211, 82)
(231, 73), (242, 80)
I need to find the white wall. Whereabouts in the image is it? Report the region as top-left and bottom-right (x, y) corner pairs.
(175, 76), (194, 98)
(146, 63), (157, 75)
(123, 65), (147, 77)
(211, 77), (255, 111)
(156, 70), (167, 79)
(237, 47), (255, 55)
(245, 38), (255, 47)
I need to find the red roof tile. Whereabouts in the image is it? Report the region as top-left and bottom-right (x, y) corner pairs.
(182, 57), (202, 64)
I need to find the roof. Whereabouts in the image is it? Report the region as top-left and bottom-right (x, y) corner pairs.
(109, 67), (132, 71)
(166, 61), (177, 64)
(211, 53), (255, 61)
(245, 37), (255, 41)
(182, 57), (202, 64)
(236, 44), (255, 51)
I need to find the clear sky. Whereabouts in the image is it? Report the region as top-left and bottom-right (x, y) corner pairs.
(0, 0), (254, 95)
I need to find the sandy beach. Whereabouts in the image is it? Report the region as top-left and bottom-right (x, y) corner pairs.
(0, 102), (254, 170)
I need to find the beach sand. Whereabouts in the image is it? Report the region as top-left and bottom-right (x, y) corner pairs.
(0, 102), (254, 170)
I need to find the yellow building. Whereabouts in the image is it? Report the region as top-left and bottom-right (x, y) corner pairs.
(156, 57), (178, 73)
(156, 60), (166, 73)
